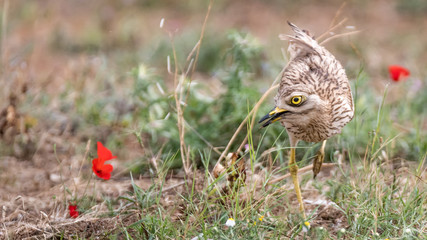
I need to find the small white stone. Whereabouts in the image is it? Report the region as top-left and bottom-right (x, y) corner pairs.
(191, 233), (203, 240)
(50, 173), (61, 182)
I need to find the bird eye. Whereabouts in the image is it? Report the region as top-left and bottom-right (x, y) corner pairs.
(290, 96), (304, 105)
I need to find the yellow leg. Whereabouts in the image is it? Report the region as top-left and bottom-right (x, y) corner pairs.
(289, 147), (306, 218)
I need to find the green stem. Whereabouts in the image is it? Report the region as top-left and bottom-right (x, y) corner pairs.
(370, 84), (389, 160)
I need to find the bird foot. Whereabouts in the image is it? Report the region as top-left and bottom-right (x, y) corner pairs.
(313, 140), (327, 178)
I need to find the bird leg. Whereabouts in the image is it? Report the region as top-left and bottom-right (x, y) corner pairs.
(289, 144), (306, 219)
(313, 140), (327, 178)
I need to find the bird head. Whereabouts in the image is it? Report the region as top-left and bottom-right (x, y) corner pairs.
(259, 87), (328, 128)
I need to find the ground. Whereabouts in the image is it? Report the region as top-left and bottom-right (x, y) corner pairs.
(0, 0), (426, 239)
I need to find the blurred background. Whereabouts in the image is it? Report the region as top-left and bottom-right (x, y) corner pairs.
(0, 0), (426, 194)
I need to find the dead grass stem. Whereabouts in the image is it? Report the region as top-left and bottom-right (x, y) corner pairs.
(170, 0), (214, 178)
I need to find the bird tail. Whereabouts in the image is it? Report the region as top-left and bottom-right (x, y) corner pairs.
(279, 21), (320, 59)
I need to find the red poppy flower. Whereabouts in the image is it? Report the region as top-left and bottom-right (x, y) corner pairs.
(388, 65), (410, 82)
(92, 142), (116, 180)
(69, 205), (79, 218)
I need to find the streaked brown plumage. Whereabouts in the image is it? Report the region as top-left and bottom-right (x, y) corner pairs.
(259, 22), (354, 218)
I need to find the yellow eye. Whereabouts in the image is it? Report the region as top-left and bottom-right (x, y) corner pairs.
(290, 96), (303, 105)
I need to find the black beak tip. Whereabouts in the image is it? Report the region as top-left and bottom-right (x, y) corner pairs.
(258, 113), (271, 124)
(261, 121), (272, 128)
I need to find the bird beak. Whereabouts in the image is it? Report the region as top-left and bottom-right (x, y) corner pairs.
(259, 107), (288, 127)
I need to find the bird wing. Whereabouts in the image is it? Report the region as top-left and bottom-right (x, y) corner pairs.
(279, 21), (322, 60)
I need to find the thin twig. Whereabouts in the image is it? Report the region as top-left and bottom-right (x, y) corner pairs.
(186, 41), (200, 62)
(329, 2), (347, 30)
(185, 58), (195, 77)
(320, 30), (361, 45)
(157, 180), (188, 194)
(171, 38), (189, 176)
(317, 2), (347, 42)
(317, 18), (348, 43)
(184, 0), (213, 103)
(169, 0), (214, 178)
(189, 0), (213, 78)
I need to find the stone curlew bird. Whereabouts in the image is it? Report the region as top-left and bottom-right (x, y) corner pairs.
(259, 22), (354, 218)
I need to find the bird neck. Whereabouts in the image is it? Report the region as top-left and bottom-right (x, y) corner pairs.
(289, 135), (299, 148)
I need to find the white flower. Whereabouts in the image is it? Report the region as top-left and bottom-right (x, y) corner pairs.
(302, 221), (310, 232)
(404, 228), (411, 233)
(225, 218), (236, 227)
(319, 227), (324, 230)
(339, 228), (346, 233)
